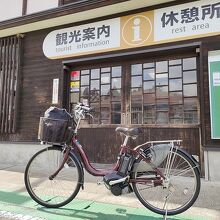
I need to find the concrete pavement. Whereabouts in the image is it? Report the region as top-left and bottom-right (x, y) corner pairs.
(0, 163), (219, 220)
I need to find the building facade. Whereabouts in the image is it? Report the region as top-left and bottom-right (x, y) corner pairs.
(0, 0), (220, 180)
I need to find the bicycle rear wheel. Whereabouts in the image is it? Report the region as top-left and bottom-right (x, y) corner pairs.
(132, 148), (200, 215)
(24, 146), (82, 208)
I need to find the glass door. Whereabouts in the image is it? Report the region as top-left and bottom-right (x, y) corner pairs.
(69, 63), (125, 125)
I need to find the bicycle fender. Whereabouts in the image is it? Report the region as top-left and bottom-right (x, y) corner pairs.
(177, 147), (201, 175)
(69, 150), (85, 189)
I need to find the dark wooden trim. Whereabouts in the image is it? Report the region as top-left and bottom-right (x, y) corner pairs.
(22, 0), (27, 15)
(63, 42), (202, 65)
(203, 146), (220, 151)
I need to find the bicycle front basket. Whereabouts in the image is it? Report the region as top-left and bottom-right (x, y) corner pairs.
(38, 117), (69, 144)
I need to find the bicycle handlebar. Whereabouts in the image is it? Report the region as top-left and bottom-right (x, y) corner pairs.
(74, 103), (93, 119)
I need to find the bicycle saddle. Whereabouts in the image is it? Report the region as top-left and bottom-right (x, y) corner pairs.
(115, 127), (143, 137)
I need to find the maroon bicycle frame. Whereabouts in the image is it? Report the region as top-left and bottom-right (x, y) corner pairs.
(71, 136), (165, 185)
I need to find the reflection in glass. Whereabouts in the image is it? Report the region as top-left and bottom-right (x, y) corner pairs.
(131, 76), (142, 87)
(101, 67), (110, 73)
(81, 86), (89, 98)
(112, 78), (121, 89)
(101, 73), (110, 84)
(101, 84), (110, 95)
(90, 90), (100, 102)
(156, 61), (168, 73)
(112, 102), (121, 112)
(144, 81), (155, 93)
(169, 79), (182, 91)
(111, 113), (121, 124)
(91, 80), (99, 90)
(156, 99), (168, 111)
(131, 64), (142, 75)
(131, 112), (142, 124)
(112, 89), (121, 101)
(183, 84), (197, 97)
(143, 62), (154, 68)
(91, 69), (100, 79)
(101, 107), (110, 119)
(143, 104), (155, 124)
(143, 93), (155, 104)
(81, 69), (89, 75)
(143, 69), (155, 80)
(156, 73), (168, 86)
(156, 112), (168, 124)
(169, 59), (181, 65)
(184, 98), (198, 111)
(170, 92), (183, 104)
(156, 86), (168, 99)
(183, 70), (197, 83)
(131, 88), (142, 102)
(70, 93), (79, 103)
(112, 66), (122, 77)
(169, 65), (182, 78)
(170, 105), (183, 119)
(183, 57), (196, 70)
(81, 75), (89, 85)
(184, 111), (198, 124)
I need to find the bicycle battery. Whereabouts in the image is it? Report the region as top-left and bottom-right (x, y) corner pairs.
(117, 154), (133, 176)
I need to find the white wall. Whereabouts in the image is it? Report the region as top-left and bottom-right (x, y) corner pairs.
(26, 0), (58, 14)
(0, 0), (23, 22)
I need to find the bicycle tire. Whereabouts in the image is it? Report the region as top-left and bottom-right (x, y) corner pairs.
(131, 147), (200, 215)
(24, 146), (83, 208)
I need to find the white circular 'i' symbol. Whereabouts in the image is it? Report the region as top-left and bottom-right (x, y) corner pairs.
(132, 18), (141, 42)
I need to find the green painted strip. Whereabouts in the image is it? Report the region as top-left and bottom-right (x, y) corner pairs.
(0, 190), (205, 220)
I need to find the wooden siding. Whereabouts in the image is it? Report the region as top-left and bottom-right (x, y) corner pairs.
(78, 127), (200, 163)
(0, 36), (20, 134)
(0, 29), (62, 141)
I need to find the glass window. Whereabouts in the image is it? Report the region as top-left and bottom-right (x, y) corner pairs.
(156, 73), (168, 86)
(101, 85), (110, 95)
(183, 70), (197, 83)
(183, 84), (197, 97)
(183, 57), (197, 70)
(129, 56), (199, 125)
(70, 65), (122, 125)
(81, 75), (89, 85)
(169, 79), (182, 91)
(143, 69), (155, 81)
(112, 66), (121, 77)
(169, 66), (182, 78)
(144, 81), (155, 93)
(143, 62), (155, 68)
(131, 64), (142, 75)
(169, 59), (181, 65)
(131, 76), (142, 88)
(90, 80), (99, 90)
(91, 69), (100, 79)
(156, 61), (168, 73)
(101, 73), (110, 84)
(112, 78), (121, 89)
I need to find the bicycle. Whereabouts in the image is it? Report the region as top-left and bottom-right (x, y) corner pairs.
(24, 103), (200, 216)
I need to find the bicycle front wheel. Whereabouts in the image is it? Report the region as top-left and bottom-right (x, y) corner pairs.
(24, 146), (82, 208)
(132, 148), (200, 215)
